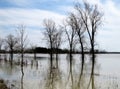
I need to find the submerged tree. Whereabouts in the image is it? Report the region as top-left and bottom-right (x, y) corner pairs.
(68, 12), (86, 58)
(43, 19), (57, 68)
(64, 16), (77, 58)
(30, 43), (37, 59)
(75, 1), (103, 56)
(0, 37), (4, 52)
(16, 24), (28, 66)
(0, 37), (4, 57)
(43, 19), (63, 68)
(5, 34), (18, 62)
(54, 26), (63, 68)
(67, 12), (86, 84)
(54, 27), (63, 52)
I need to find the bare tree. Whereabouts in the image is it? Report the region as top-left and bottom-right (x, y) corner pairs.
(43, 19), (63, 68)
(54, 28), (63, 52)
(16, 24), (28, 66)
(43, 19), (57, 68)
(74, 1), (103, 88)
(0, 37), (4, 57)
(30, 43), (37, 59)
(54, 26), (63, 54)
(3, 44), (8, 60)
(64, 17), (77, 58)
(54, 26), (63, 68)
(75, 1), (103, 56)
(0, 37), (4, 52)
(43, 19), (57, 50)
(68, 13), (86, 57)
(5, 34), (18, 61)
(68, 13), (86, 85)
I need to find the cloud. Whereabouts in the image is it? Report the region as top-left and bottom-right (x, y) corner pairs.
(0, 8), (66, 27)
(0, 0), (120, 51)
(0, 8), (66, 47)
(25, 28), (45, 47)
(95, 0), (120, 51)
(97, 29), (120, 52)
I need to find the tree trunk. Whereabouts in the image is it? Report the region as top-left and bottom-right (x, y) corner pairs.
(34, 50), (36, 60)
(21, 49), (24, 66)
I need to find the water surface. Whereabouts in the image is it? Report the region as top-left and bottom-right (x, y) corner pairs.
(0, 54), (120, 89)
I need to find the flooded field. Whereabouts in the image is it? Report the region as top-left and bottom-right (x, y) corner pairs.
(0, 54), (120, 89)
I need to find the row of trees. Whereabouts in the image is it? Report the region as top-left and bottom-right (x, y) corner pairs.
(0, 24), (28, 65)
(43, 1), (103, 58)
(0, 1), (102, 64)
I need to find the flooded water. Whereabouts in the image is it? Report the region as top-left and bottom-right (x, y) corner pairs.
(0, 53), (120, 89)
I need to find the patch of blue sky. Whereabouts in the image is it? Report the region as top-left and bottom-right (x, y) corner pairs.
(0, 0), (70, 8)
(0, 0), (74, 14)
(0, 25), (15, 31)
(0, 1), (11, 8)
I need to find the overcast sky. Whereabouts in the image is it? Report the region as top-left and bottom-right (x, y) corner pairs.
(0, 0), (120, 52)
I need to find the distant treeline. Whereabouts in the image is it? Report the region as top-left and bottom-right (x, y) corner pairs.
(0, 47), (108, 54)
(27, 47), (70, 53)
(0, 47), (69, 53)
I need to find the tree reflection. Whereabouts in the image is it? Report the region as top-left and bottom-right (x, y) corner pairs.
(66, 54), (86, 89)
(91, 54), (96, 89)
(45, 54), (61, 89)
(87, 54), (97, 89)
(77, 54), (85, 89)
(56, 54), (59, 69)
(69, 55), (74, 89)
(21, 63), (24, 89)
(65, 54), (100, 89)
(30, 59), (38, 70)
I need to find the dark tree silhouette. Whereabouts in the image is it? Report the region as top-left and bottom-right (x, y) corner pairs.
(68, 13), (86, 72)
(67, 13), (87, 88)
(3, 44), (8, 60)
(0, 37), (4, 58)
(64, 17), (77, 58)
(54, 26), (63, 68)
(75, 1), (103, 54)
(5, 34), (18, 62)
(0, 37), (4, 52)
(30, 43), (37, 59)
(43, 19), (58, 68)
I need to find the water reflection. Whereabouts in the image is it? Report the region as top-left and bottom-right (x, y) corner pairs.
(0, 54), (120, 89)
(45, 55), (61, 89)
(77, 54), (85, 89)
(65, 54), (99, 89)
(21, 64), (24, 89)
(31, 60), (38, 70)
(87, 54), (96, 89)
(68, 55), (74, 89)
